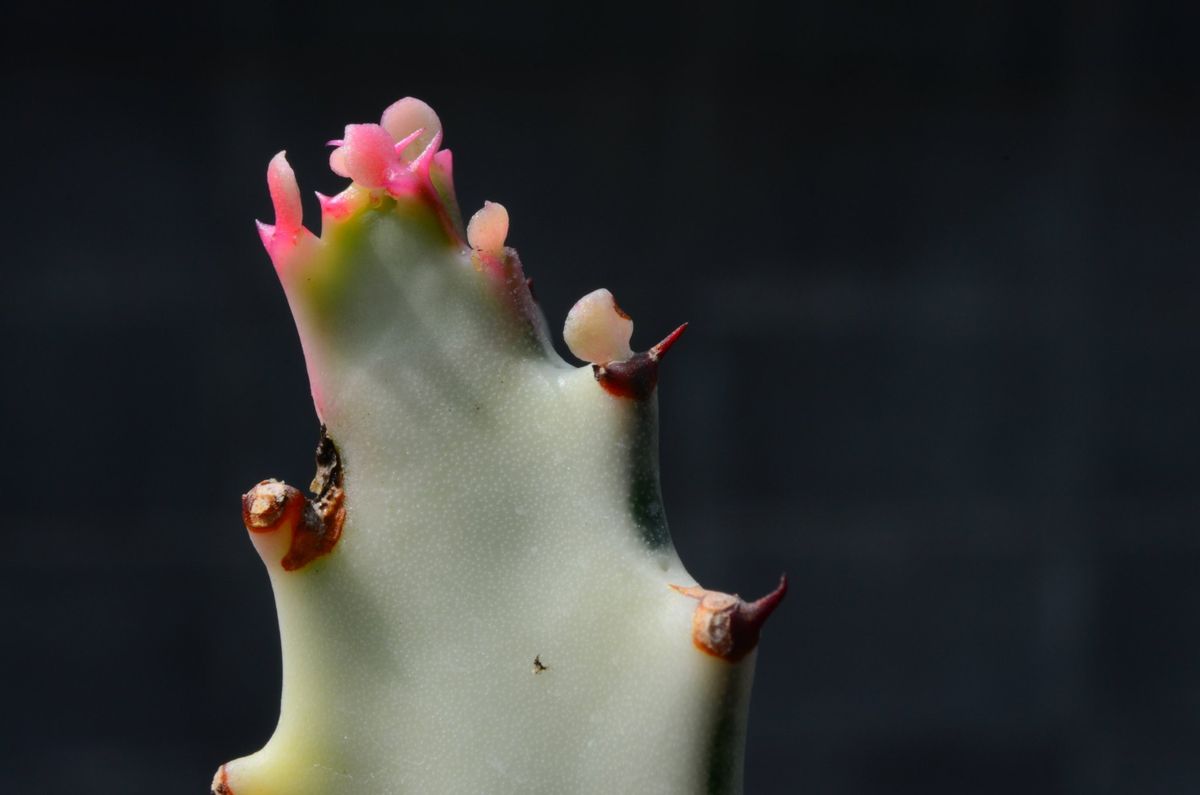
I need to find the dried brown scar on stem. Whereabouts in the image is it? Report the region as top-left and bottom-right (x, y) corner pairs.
(669, 575), (788, 662)
(211, 764), (235, 795)
(242, 425), (346, 571)
(594, 323), (688, 400)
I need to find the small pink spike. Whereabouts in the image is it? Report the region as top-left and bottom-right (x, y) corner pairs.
(649, 322), (688, 361)
(314, 191), (341, 229)
(380, 97), (442, 160)
(341, 124), (396, 189)
(315, 189), (358, 223)
(266, 151), (302, 233)
(392, 127), (425, 159)
(409, 130), (444, 179)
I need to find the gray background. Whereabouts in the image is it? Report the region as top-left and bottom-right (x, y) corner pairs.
(3, 1), (1198, 792)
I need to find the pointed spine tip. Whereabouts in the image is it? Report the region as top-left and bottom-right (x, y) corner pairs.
(745, 574), (788, 624)
(392, 126), (426, 157)
(255, 220), (274, 249)
(650, 322), (688, 361)
(316, 190), (345, 223)
(409, 129), (443, 175)
(380, 97), (442, 160)
(590, 319), (688, 400)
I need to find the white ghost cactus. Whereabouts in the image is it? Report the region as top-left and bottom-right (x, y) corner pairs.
(216, 98), (785, 795)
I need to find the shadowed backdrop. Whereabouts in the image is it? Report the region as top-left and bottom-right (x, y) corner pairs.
(2, 1), (1198, 793)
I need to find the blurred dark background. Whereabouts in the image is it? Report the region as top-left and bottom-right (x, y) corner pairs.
(3, 1), (1199, 792)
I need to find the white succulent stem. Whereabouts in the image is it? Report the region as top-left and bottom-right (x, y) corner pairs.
(216, 99), (781, 795)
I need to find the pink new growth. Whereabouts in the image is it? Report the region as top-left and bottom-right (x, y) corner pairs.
(257, 151), (316, 269)
(257, 98), (464, 274)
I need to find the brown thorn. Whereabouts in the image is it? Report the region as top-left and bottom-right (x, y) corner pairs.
(744, 574), (788, 624)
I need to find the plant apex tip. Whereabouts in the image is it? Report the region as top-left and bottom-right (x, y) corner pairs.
(312, 97), (460, 243)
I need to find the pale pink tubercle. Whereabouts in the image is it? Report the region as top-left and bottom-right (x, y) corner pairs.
(563, 288), (635, 364)
(467, 201), (509, 261)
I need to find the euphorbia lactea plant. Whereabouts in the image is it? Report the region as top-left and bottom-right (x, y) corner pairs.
(215, 98), (785, 795)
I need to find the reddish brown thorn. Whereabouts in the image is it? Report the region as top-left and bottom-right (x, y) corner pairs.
(594, 322), (688, 399)
(241, 427), (347, 571)
(669, 574), (788, 662)
(649, 322), (688, 361)
(211, 765), (235, 795)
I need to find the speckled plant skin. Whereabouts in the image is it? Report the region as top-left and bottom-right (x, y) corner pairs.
(214, 98), (785, 795)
